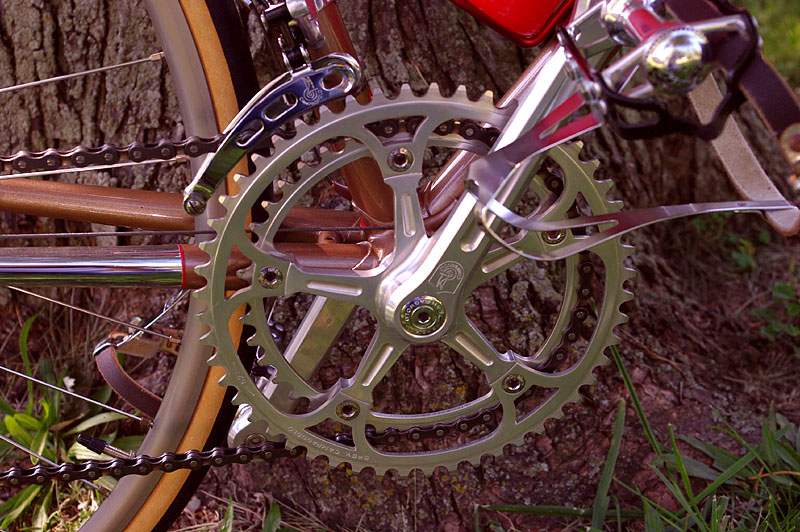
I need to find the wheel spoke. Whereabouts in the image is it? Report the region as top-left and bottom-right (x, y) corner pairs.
(0, 365), (143, 423)
(0, 157), (188, 180)
(0, 52), (164, 95)
(7, 286), (173, 340)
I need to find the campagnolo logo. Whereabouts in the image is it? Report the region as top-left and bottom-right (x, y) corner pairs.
(299, 77), (323, 106)
(287, 426), (341, 456)
(428, 261), (464, 294)
(286, 427), (369, 461)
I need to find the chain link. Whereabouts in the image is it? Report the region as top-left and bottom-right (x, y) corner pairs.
(0, 118), (500, 175)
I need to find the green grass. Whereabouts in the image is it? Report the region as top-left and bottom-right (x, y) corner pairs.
(738, 0), (800, 86)
(476, 346), (800, 531)
(0, 316), (145, 531)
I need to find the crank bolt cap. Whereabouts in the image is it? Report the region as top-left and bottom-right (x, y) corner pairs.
(400, 296), (446, 336)
(258, 266), (284, 289)
(502, 374), (526, 394)
(388, 147), (414, 172)
(336, 401), (360, 421)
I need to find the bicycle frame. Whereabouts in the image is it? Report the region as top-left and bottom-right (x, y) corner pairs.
(6, 0), (772, 290)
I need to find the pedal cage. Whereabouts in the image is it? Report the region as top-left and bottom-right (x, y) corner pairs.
(558, 1), (759, 141)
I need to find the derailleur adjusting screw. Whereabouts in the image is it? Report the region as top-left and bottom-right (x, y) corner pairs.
(543, 230), (566, 245)
(502, 374), (526, 394)
(336, 400), (360, 421)
(258, 266), (284, 289)
(388, 147), (414, 172)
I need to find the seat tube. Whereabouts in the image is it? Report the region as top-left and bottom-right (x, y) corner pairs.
(307, 1), (395, 225)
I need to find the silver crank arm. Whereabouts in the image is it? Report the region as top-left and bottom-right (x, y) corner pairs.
(477, 199), (794, 261)
(183, 53), (363, 215)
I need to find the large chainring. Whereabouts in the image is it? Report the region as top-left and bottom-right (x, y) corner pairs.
(194, 86), (634, 474)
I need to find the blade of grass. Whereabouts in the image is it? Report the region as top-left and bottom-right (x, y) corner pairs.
(263, 501), (282, 532)
(668, 426), (708, 531)
(591, 399), (627, 530)
(609, 346), (662, 458)
(18, 315), (37, 416)
(220, 499), (234, 532)
(483, 504), (644, 520)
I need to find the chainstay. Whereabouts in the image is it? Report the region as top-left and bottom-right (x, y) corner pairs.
(0, 119), (499, 174)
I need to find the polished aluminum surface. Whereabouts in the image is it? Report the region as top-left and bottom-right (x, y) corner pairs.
(644, 27), (711, 93)
(0, 246), (183, 287)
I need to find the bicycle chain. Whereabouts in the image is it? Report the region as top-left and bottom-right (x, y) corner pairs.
(0, 119), (498, 174)
(0, 119), (593, 486)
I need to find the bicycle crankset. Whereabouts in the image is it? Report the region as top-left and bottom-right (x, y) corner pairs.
(194, 86), (635, 474)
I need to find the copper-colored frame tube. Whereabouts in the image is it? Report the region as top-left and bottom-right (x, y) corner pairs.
(0, 2), (545, 288)
(0, 178), (194, 231)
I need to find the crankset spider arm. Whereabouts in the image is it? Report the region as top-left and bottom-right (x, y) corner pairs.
(182, 53), (363, 216)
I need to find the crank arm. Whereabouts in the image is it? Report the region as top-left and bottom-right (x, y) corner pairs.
(183, 53), (363, 215)
(477, 199), (794, 261)
(467, 92), (600, 208)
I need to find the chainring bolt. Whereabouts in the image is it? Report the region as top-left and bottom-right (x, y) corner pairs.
(336, 401), (360, 421)
(245, 434), (267, 446)
(502, 374), (526, 394)
(388, 147), (414, 172)
(258, 266), (284, 289)
(543, 230), (566, 244)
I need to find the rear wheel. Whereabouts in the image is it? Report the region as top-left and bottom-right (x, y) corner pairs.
(0, 1), (256, 530)
(83, 2), (257, 530)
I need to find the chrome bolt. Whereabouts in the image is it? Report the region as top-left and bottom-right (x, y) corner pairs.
(258, 266), (284, 289)
(399, 296), (446, 337)
(245, 434), (267, 446)
(502, 374), (526, 394)
(336, 401), (360, 421)
(388, 147), (414, 172)
(16, 160), (27, 170)
(183, 195), (207, 216)
(74, 155), (86, 166)
(543, 230), (566, 244)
